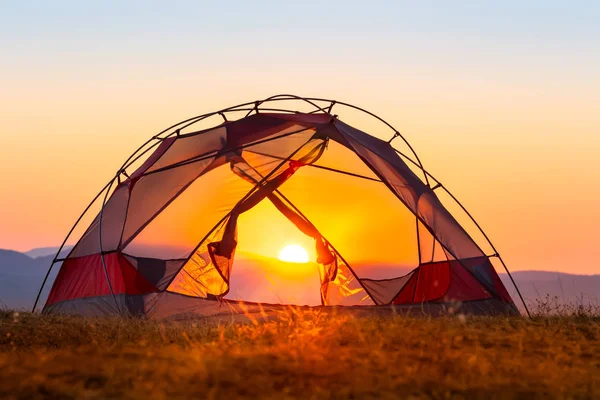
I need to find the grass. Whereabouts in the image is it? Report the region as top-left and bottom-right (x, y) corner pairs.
(0, 308), (598, 399)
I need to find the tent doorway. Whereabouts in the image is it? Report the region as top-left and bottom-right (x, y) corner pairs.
(226, 197), (323, 306)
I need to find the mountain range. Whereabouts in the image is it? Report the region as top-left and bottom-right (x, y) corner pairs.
(1, 247), (598, 312)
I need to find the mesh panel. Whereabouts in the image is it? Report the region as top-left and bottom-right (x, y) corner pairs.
(234, 137), (325, 184)
(121, 156), (218, 246)
(123, 162), (253, 258)
(433, 187), (494, 256)
(208, 242), (235, 283)
(146, 127), (227, 173)
(241, 125), (317, 155)
(418, 220), (450, 264)
(70, 184), (129, 258)
(416, 192), (483, 259)
(167, 220), (230, 297)
(244, 140), (382, 184)
(418, 220), (434, 264)
(320, 256), (374, 306)
(313, 138), (382, 181)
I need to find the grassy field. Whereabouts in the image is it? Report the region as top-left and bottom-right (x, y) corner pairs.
(0, 308), (598, 399)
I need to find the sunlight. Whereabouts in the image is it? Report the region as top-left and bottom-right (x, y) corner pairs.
(278, 244), (309, 263)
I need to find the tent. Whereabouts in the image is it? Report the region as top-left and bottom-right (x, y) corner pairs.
(35, 95), (526, 319)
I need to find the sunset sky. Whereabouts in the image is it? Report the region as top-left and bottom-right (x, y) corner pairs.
(1, 2), (599, 275)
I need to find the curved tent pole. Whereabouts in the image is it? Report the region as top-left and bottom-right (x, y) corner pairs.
(257, 94), (333, 116)
(391, 148), (531, 317)
(98, 178), (122, 314)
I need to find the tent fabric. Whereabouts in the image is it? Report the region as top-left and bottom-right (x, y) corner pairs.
(43, 111), (519, 319)
(46, 252), (156, 306)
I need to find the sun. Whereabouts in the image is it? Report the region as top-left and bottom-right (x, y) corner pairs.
(278, 244), (309, 263)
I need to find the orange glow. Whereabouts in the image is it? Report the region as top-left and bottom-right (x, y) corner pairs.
(278, 244), (309, 263)
(228, 251), (322, 305)
(1, 83), (598, 275)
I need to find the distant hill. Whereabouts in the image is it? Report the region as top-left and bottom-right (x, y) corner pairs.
(502, 271), (600, 311)
(24, 246), (72, 259)
(0, 249), (58, 310)
(0, 249), (38, 271)
(1, 247), (598, 312)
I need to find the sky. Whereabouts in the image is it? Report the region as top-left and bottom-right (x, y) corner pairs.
(1, 1), (599, 275)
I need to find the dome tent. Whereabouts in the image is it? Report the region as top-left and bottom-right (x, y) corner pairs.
(34, 95), (527, 319)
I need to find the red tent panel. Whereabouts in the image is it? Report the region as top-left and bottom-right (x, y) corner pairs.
(414, 261), (451, 302)
(46, 252), (156, 306)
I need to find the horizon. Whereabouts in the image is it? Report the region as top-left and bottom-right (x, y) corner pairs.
(5, 245), (600, 278)
(1, 2), (599, 275)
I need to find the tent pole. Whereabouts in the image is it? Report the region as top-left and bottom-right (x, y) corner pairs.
(98, 178), (122, 314)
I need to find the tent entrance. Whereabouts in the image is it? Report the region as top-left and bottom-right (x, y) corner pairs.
(226, 197), (323, 306)
(220, 182), (374, 307)
(205, 159), (348, 306)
